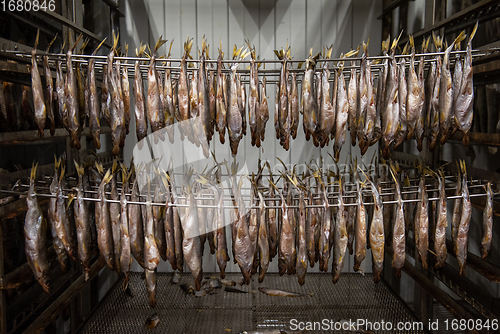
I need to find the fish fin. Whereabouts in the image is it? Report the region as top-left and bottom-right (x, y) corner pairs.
(60, 164), (66, 180)
(470, 21), (478, 43)
(80, 38), (90, 54)
(103, 169), (113, 184)
(112, 159), (119, 174)
(74, 160), (84, 176)
(67, 193), (75, 209)
(325, 45), (333, 59)
(70, 33), (83, 53)
(30, 162), (38, 180)
(34, 29), (40, 50)
(46, 33), (58, 53)
(392, 31), (403, 50)
(454, 30), (467, 47)
(92, 37), (107, 56)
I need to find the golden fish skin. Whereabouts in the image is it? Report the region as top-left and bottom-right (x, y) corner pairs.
(278, 59), (290, 150)
(133, 58), (148, 145)
(381, 50), (399, 159)
(31, 33), (46, 137)
(267, 176), (278, 260)
(357, 50), (369, 152)
(162, 176), (177, 270)
(216, 184), (229, 278)
(101, 64), (111, 127)
(109, 173), (122, 273)
(434, 172), (448, 269)
(182, 186), (203, 290)
(257, 192), (270, 283)
(120, 179), (132, 289)
(147, 53), (164, 144)
(391, 171), (405, 278)
(290, 72), (299, 140)
(415, 51), (426, 151)
(362, 58), (377, 153)
(480, 182), (493, 259)
(455, 31), (475, 146)
(319, 184), (331, 273)
(260, 77), (269, 142)
(173, 194), (184, 272)
(332, 179), (348, 283)
(451, 175), (462, 253)
(164, 60), (175, 143)
(295, 190), (307, 285)
(208, 67), (217, 142)
(178, 48), (191, 140)
(369, 181), (384, 284)
(128, 180), (145, 268)
(393, 59), (407, 150)
(334, 68), (349, 161)
(306, 180), (318, 267)
(302, 54), (319, 143)
(153, 183), (167, 261)
(198, 46), (211, 145)
(248, 56), (260, 147)
(97, 170), (115, 270)
(42, 53), (55, 136)
(348, 60), (358, 147)
(456, 169), (471, 276)
(66, 38), (82, 149)
(429, 56), (442, 151)
(414, 175), (429, 269)
(238, 75), (247, 136)
(88, 47), (101, 149)
(122, 62), (131, 135)
(438, 42), (455, 145)
(25, 166), (51, 293)
(227, 64), (243, 155)
(74, 162), (92, 279)
(48, 166), (69, 272)
(406, 41), (423, 143)
(55, 61), (68, 130)
(54, 169), (77, 262)
(76, 61), (86, 127)
(318, 62), (335, 147)
(144, 183), (160, 272)
(353, 177), (366, 272)
(216, 53), (227, 144)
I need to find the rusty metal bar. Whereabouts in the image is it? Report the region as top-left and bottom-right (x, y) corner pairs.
(449, 131), (500, 147)
(0, 127), (112, 146)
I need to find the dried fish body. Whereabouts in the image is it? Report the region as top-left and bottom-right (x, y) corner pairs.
(415, 175), (429, 269)
(31, 31), (47, 137)
(302, 53), (319, 143)
(480, 182), (493, 259)
(334, 66), (349, 161)
(381, 41), (400, 159)
(216, 51), (227, 144)
(88, 39), (106, 149)
(318, 51), (335, 147)
(456, 164), (471, 276)
(144, 181), (161, 272)
(227, 63), (243, 155)
(362, 54), (377, 153)
(434, 171), (448, 269)
(356, 45), (369, 152)
(178, 39), (193, 140)
(247, 42), (260, 147)
(259, 77), (269, 142)
(182, 184), (203, 290)
(429, 36), (443, 151)
(129, 179), (145, 268)
(66, 35), (83, 149)
(353, 176), (366, 272)
(415, 40), (427, 151)
(290, 72), (300, 140)
(406, 36), (423, 144)
(97, 170), (115, 270)
(133, 46), (148, 145)
(393, 58), (407, 150)
(390, 169), (405, 278)
(122, 54), (131, 136)
(25, 164), (51, 293)
(74, 162), (92, 279)
(43, 36), (56, 136)
(332, 179), (348, 284)
(120, 173), (132, 289)
(153, 180), (167, 261)
(319, 181), (331, 272)
(147, 38), (167, 144)
(257, 192), (269, 283)
(161, 174), (177, 270)
(369, 180), (384, 283)
(109, 169), (122, 272)
(348, 59), (358, 146)
(101, 63), (111, 127)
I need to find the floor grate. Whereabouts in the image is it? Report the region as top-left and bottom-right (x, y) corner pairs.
(79, 272), (424, 334)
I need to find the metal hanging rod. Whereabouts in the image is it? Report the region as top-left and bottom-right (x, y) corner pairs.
(0, 188), (496, 209)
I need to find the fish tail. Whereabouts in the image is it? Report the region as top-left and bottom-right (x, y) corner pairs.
(470, 21), (478, 43)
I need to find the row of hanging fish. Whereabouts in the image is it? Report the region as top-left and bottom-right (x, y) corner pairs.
(17, 25), (477, 159)
(24, 155), (494, 306)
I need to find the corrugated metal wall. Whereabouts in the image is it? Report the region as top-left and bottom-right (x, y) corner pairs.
(119, 0), (383, 274)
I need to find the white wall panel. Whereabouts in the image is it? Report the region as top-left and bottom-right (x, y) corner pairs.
(120, 0), (383, 275)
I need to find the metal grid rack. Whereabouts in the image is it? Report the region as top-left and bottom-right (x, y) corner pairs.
(80, 272), (424, 334)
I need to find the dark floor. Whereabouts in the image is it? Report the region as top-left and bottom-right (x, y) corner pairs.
(79, 272), (424, 334)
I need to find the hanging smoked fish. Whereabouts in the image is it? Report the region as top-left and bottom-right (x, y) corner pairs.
(147, 37), (167, 144)
(74, 161), (92, 280)
(265, 162), (278, 260)
(43, 34), (57, 136)
(332, 177), (348, 284)
(133, 44), (148, 146)
(456, 161), (471, 276)
(31, 30), (46, 137)
(101, 63), (111, 127)
(373, 37), (390, 144)
(481, 182), (493, 260)
(76, 38), (89, 127)
(393, 44), (408, 150)
(122, 44), (131, 135)
(439, 31), (466, 145)
(161, 173), (177, 270)
(48, 158), (69, 272)
(414, 38), (428, 151)
(348, 48), (359, 147)
(25, 163), (51, 293)
(109, 161), (122, 272)
(362, 44), (378, 153)
(455, 22), (477, 146)
(357, 42), (369, 153)
(259, 77), (269, 143)
(381, 34), (401, 159)
(276, 48), (290, 150)
(66, 34), (83, 149)
(246, 40), (260, 147)
(227, 46), (248, 155)
(153, 168), (167, 261)
(390, 166), (405, 278)
(289, 175), (307, 285)
(216, 46), (227, 144)
(290, 68), (300, 140)
(319, 176), (331, 273)
(433, 169), (448, 269)
(429, 33), (443, 151)
(164, 41), (176, 143)
(129, 178), (145, 268)
(199, 37), (212, 147)
(406, 36), (424, 148)
(182, 176), (203, 290)
(414, 174), (429, 270)
(318, 46), (335, 147)
(97, 169), (115, 270)
(144, 176), (161, 272)
(88, 38), (107, 149)
(178, 38), (193, 141)
(353, 170), (366, 272)
(302, 50), (320, 143)
(120, 165), (132, 289)
(363, 169), (384, 283)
